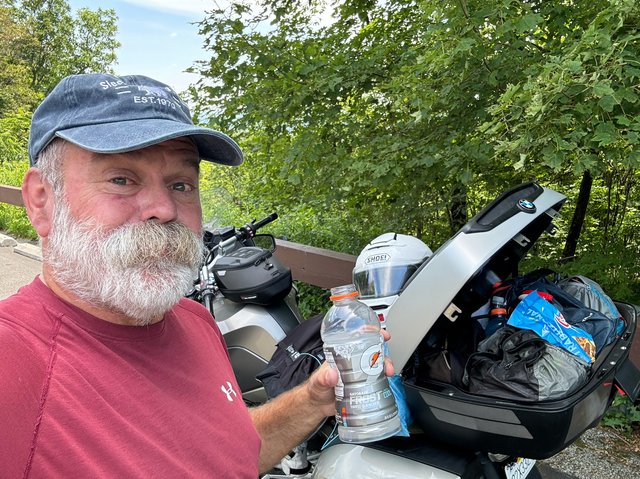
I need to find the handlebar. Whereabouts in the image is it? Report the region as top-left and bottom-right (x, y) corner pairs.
(205, 213), (279, 255)
(252, 213), (278, 231)
(237, 213), (278, 240)
(196, 213), (279, 309)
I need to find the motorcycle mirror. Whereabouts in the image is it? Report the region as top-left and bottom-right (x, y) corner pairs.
(252, 234), (276, 252)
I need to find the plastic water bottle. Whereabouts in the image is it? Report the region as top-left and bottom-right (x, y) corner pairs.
(321, 284), (401, 443)
(485, 295), (508, 337)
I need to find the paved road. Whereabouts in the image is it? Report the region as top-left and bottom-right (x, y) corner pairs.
(2, 241), (633, 479)
(0, 243), (41, 300)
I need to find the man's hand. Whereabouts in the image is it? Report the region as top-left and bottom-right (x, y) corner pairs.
(305, 329), (395, 418)
(251, 329), (395, 472)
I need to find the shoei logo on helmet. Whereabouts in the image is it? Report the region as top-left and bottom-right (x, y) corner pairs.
(365, 253), (390, 265)
(517, 199), (536, 213)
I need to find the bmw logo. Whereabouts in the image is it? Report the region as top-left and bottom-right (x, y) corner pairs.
(518, 199), (536, 213)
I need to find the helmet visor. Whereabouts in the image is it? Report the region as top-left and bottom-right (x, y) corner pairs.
(354, 264), (419, 299)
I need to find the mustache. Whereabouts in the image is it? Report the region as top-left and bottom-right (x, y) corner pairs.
(101, 220), (205, 270)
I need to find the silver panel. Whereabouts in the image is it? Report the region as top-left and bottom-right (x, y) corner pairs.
(311, 443), (461, 479)
(385, 187), (567, 370)
(215, 302), (287, 342)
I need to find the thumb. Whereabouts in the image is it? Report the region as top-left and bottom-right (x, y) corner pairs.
(306, 363), (338, 416)
(315, 362), (339, 388)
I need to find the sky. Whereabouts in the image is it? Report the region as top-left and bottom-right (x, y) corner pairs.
(67, 0), (216, 94)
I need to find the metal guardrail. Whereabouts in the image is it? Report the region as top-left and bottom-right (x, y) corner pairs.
(0, 184), (355, 288)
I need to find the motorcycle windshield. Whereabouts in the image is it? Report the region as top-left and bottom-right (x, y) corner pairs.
(354, 264), (419, 299)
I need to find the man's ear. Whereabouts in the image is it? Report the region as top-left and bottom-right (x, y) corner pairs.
(21, 168), (54, 238)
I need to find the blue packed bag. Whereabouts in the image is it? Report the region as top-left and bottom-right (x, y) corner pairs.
(388, 374), (412, 436)
(507, 291), (596, 364)
(383, 342), (412, 436)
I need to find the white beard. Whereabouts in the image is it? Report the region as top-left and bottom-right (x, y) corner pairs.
(43, 200), (205, 325)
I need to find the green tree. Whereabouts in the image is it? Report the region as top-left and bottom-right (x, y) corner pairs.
(69, 7), (119, 77)
(485, 0), (640, 295)
(190, 0), (639, 301)
(190, 0), (577, 244)
(0, 0), (119, 158)
(0, 5), (38, 114)
(11, 0), (120, 93)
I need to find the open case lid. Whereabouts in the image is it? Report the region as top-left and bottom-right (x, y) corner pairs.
(386, 183), (567, 371)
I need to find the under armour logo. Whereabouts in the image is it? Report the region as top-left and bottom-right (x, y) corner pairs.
(221, 381), (237, 402)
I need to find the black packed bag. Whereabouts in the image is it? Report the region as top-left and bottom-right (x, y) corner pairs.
(256, 313), (325, 399)
(561, 307), (619, 355)
(414, 316), (484, 388)
(498, 269), (580, 310)
(559, 275), (625, 343)
(464, 326), (589, 402)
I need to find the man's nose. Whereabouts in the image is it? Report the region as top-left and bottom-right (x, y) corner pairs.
(138, 183), (178, 223)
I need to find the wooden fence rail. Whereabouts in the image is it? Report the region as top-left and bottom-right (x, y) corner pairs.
(0, 184), (355, 288)
(0, 185), (23, 207)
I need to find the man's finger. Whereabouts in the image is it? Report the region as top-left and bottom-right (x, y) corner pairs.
(384, 357), (395, 377)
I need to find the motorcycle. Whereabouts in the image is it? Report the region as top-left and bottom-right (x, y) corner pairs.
(187, 213), (305, 405)
(190, 183), (640, 479)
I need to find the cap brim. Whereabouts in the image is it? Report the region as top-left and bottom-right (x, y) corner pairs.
(56, 118), (243, 166)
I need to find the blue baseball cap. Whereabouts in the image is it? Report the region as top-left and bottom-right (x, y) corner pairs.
(28, 73), (243, 166)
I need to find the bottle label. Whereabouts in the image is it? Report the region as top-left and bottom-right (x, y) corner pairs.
(324, 337), (398, 428)
(360, 344), (385, 376)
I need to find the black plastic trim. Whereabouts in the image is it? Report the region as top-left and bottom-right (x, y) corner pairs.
(463, 183), (544, 234)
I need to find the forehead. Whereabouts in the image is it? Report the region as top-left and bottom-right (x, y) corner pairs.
(66, 137), (201, 172)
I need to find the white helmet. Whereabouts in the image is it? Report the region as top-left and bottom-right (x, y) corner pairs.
(353, 233), (433, 327)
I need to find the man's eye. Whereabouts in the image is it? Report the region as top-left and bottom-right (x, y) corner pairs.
(110, 177), (129, 186)
(172, 182), (194, 192)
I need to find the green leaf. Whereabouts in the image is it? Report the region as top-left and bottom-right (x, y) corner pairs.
(501, 83), (521, 103)
(516, 13), (542, 33)
(455, 37), (476, 53)
(542, 145), (564, 170)
(288, 173), (301, 185)
(565, 60), (583, 74)
(459, 169), (473, 184)
(513, 153), (527, 170)
(556, 138), (576, 151)
(624, 150), (640, 168)
(626, 131), (639, 144)
(616, 115), (632, 126)
(593, 122), (617, 146)
(617, 86), (638, 104)
(598, 94), (617, 112)
(592, 81), (615, 98)
(625, 65), (640, 79)
(573, 153), (598, 175)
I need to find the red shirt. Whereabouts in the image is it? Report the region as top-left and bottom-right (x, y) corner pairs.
(0, 278), (260, 478)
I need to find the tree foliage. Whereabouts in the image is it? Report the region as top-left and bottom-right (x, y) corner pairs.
(0, 5), (37, 115)
(190, 0), (639, 302)
(0, 0), (119, 164)
(0, 0), (119, 235)
(189, 0), (588, 245)
(11, 0), (120, 94)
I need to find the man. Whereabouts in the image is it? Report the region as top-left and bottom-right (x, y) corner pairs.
(0, 73), (393, 477)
